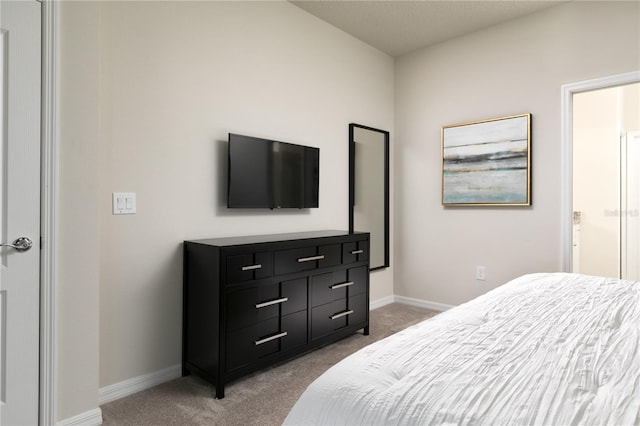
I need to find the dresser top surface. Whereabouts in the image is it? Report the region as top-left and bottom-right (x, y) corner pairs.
(185, 230), (368, 247)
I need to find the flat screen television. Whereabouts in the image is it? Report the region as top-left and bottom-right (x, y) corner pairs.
(227, 133), (320, 209)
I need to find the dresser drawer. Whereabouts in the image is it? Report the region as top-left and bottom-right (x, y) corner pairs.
(347, 265), (368, 297)
(311, 299), (349, 340)
(311, 270), (348, 308)
(280, 277), (308, 316)
(226, 317), (277, 372)
(226, 310), (307, 373)
(311, 293), (368, 340)
(318, 244), (341, 269)
(342, 240), (369, 264)
(275, 244), (341, 275)
(310, 266), (367, 308)
(226, 278), (308, 332)
(280, 310), (308, 352)
(347, 292), (367, 325)
(226, 252), (273, 284)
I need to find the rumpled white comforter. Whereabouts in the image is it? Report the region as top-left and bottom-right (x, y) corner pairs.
(284, 273), (640, 425)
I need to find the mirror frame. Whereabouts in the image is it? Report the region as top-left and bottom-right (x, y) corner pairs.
(349, 123), (390, 271)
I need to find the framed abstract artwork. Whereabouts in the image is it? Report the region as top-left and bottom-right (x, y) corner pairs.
(441, 113), (531, 206)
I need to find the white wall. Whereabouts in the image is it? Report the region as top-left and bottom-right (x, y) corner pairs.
(58, 1), (101, 420)
(97, 1), (393, 390)
(394, 1), (640, 305)
(58, 1), (393, 420)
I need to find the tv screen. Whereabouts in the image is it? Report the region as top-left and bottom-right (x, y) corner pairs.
(227, 133), (319, 209)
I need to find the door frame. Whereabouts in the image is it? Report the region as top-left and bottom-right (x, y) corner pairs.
(560, 70), (640, 273)
(41, 0), (58, 424)
(620, 130), (640, 279)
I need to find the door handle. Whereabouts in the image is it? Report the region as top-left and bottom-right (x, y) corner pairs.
(0, 237), (33, 252)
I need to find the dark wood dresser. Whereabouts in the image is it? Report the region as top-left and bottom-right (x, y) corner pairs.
(182, 230), (370, 398)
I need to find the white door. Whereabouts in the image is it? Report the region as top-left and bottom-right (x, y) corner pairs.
(0, 1), (41, 425)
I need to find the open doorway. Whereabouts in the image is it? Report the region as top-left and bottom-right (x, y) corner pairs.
(571, 82), (640, 279)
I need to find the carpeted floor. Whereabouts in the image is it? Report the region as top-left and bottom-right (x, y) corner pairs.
(100, 303), (438, 426)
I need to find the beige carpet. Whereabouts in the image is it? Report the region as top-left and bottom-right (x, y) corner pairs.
(101, 303), (438, 426)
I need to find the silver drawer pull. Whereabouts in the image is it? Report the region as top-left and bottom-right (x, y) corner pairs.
(330, 310), (354, 320)
(297, 255), (325, 263)
(255, 297), (288, 309)
(330, 281), (354, 290)
(241, 264), (262, 271)
(351, 249), (364, 255)
(255, 331), (288, 346)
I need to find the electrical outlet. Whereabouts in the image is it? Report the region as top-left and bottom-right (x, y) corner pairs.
(476, 265), (486, 281)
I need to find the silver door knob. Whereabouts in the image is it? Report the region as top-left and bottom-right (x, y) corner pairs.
(0, 237), (33, 252)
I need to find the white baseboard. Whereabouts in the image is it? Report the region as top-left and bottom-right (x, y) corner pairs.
(370, 295), (395, 310)
(98, 364), (182, 405)
(94, 296), (449, 408)
(57, 408), (103, 426)
(394, 295), (454, 312)
(370, 294), (454, 312)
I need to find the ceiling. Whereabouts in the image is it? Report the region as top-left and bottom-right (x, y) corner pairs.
(289, 0), (568, 57)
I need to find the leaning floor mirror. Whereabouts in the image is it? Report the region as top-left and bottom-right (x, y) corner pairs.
(349, 123), (389, 270)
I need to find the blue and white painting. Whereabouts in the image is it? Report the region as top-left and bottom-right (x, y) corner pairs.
(442, 114), (530, 205)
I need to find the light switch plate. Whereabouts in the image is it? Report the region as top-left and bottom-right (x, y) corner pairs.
(113, 192), (136, 215)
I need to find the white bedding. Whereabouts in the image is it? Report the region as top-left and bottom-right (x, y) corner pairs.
(284, 273), (640, 425)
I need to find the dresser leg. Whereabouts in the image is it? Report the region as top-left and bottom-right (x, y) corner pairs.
(363, 325), (370, 336)
(215, 383), (225, 399)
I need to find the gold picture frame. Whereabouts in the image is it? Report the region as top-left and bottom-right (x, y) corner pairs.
(442, 113), (531, 206)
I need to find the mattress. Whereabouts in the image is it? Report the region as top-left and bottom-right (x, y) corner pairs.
(284, 273), (640, 425)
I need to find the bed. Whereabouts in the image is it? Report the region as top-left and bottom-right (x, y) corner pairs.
(284, 273), (640, 425)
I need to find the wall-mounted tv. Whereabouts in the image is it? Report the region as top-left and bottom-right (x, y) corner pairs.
(227, 133), (319, 209)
